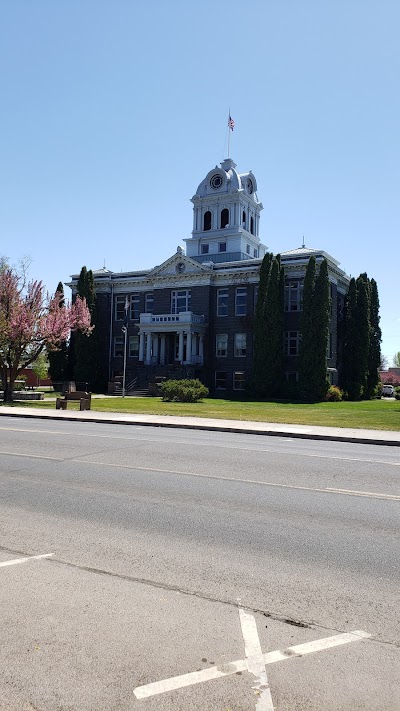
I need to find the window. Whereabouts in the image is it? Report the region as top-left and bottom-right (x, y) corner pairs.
(242, 210), (246, 228)
(145, 293), (154, 313)
(114, 336), (124, 357)
(215, 371), (227, 390)
(129, 335), (139, 357)
(284, 281), (303, 312)
(246, 244), (250, 255)
(235, 287), (247, 315)
(220, 208), (229, 228)
(250, 216), (254, 234)
(171, 289), (191, 314)
(130, 293), (140, 320)
(284, 331), (301, 356)
(218, 242), (227, 253)
(216, 334), (228, 357)
(253, 248), (258, 258)
(233, 371), (246, 390)
(204, 211), (212, 231)
(234, 333), (247, 357)
(285, 371), (298, 383)
(217, 288), (228, 316)
(115, 295), (126, 321)
(201, 243), (209, 254)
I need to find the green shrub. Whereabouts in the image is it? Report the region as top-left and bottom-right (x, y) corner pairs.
(325, 385), (343, 401)
(159, 379), (209, 403)
(395, 386), (400, 401)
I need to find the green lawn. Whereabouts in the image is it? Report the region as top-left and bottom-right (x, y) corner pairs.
(1, 396), (399, 431)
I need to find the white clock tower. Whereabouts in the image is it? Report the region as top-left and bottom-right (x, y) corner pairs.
(184, 158), (266, 263)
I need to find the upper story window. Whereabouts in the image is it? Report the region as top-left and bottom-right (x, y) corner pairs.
(284, 281), (303, 312)
(253, 248), (258, 258)
(242, 210), (246, 229)
(130, 293), (140, 320)
(145, 293), (154, 313)
(115, 295), (126, 321)
(234, 333), (247, 357)
(201, 243), (209, 254)
(216, 333), (228, 357)
(219, 242), (227, 253)
(235, 287), (247, 316)
(284, 331), (301, 356)
(171, 289), (191, 314)
(203, 211), (212, 231)
(250, 216), (254, 235)
(217, 288), (228, 316)
(220, 208), (229, 228)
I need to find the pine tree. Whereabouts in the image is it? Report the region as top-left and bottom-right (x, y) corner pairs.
(48, 282), (69, 387)
(365, 278), (381, 398)
(299, 258), (330, 401)
(74, 267), (97, 387)
(341, 275), (371, 399)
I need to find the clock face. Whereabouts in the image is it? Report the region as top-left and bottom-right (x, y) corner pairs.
(175, 262), (185, 274)
(210, 174), (223, 189)
(247, 178), (254, 194)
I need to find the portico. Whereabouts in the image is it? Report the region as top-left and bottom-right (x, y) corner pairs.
(138, 312), (206, 366)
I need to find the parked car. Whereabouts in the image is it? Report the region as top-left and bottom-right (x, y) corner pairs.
(382, 384), (395, 397)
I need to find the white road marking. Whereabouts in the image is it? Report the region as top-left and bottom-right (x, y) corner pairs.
(133, 628), (370, 699)
(239, 608), (274, 710)
(1, 449), (398, 501)
(0, 553), (54, 568)
(0, 426), (399, 467)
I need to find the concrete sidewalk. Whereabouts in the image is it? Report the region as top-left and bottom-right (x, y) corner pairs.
(1, 405), (400, 446)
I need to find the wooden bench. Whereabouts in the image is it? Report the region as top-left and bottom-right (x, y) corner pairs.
(56, 391), (91, 411)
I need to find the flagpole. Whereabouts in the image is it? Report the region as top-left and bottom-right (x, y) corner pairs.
(122, 326), (127, 398)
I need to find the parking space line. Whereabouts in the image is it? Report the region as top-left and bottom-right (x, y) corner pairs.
(239, 608), (275, 709)
(0, 553), (54, 568)
(133, 628), (371, 699)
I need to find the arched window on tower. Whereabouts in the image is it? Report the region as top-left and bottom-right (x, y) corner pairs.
(220, 208), (229, 229)
(242, 210), (246, 229)
(250, 216), (254, 235)
(204, 211), (212, 231)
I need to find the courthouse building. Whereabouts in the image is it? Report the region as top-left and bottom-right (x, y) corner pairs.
(68, 158), (350, 394)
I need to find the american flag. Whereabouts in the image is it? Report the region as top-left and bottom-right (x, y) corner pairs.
(228, 115), (235, 131)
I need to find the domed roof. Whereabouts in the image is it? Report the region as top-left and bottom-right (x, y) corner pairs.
(192, 158), (259, 202)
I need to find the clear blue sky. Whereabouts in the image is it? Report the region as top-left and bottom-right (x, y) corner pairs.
(1, 1), (399, 364)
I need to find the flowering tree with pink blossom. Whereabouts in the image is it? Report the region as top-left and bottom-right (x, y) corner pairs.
(0, 264), (92, 402)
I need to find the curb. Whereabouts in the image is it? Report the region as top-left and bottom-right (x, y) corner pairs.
(1, 410), (399, 447)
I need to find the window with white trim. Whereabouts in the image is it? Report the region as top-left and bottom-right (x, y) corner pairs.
(114, 336), (124, 357)
(171, 290), (191, 314)
(284, 281), (303, 312)
(235, 287), (247, 316)
(216, 334), (228, 357)
(145, 293), (154, 313)
(129, 335), (139, 358)
(130, 293), (140, 320)
(215, 371), (227, 389)
(284, 331), (301, 356)
(234, 333), (247, 357)
(115, 295), (126, 321)
(233, 371), (246, 390)
(201, 243), (209, 254)
(218, 242), (227, 253)
(217, 288), (228, 316)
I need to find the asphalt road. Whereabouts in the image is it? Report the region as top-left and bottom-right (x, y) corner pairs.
(0, 416), (399, 710)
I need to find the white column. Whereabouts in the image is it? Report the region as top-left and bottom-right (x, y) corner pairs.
(199, 334), (204, 365)
(160, 335), (166, 365)
(145, 331), (152, 364)
(178, 332), (184, 363)
(185, 330), (192, 364)
(153, 334), (159, 364)
(139, 332), (145, 362)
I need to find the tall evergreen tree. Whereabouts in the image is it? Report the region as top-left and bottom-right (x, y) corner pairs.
(299, 258), (330, 401)
(341, 278), (359, 398)
(74, 267), (98, 387)
(48, 281), (69, 387)
(365, 278), (381, 398)
(341, 275), (371, 399)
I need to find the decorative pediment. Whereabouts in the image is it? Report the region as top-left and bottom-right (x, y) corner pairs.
(148, 250), (210, 278)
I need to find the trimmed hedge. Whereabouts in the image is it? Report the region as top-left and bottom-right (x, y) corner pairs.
(159, 379), (209, 403)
